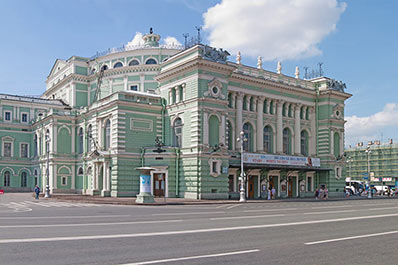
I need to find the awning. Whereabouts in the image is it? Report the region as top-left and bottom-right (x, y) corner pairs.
(229, 163), (331, 172)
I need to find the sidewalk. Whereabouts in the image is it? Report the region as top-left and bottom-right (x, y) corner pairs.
(49, 194), (398, 206)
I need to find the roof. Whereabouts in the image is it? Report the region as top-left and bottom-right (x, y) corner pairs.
(0, 93), (66, 106)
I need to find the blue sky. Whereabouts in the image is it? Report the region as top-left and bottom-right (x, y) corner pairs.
(0, 0), (397, 146)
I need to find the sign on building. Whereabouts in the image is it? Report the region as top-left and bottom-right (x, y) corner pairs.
(243, 153), (321, 167)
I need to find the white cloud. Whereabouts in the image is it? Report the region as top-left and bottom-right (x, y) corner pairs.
(127, 32), (143, 46)
(163, 36), (182, 46)
(345, 103), (398, 146)
(203, 0), (347, 61)
(127, 32), (181, 47)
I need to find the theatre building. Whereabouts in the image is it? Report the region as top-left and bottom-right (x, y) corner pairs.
(0, 30), (351, 199)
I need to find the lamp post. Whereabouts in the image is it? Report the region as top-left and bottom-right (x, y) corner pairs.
(347, 156), (352, 192)
(237, 131), (247, 202)
(365, 146), (372, 199)
(44, 131), (51, 198)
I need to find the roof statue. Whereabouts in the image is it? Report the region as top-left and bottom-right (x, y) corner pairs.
(150, 27), (153, 34)
(236, 51), (241, 64)
(295, 66), (300, 79)
(277, 61), (282, 74)
(257, 56), (262, 69)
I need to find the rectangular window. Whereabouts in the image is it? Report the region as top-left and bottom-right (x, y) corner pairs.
(61, 176), (67, 186)
(228, 175), (234, 192)
(5, 111), (11, 121)
(307, 176), (313, 192)
(21, 113), (28, 123)
(130, 85), (138, 91)
(3, 142), (12, 157)
(212, 161), (218, 173)
(20, 143), (28, 158)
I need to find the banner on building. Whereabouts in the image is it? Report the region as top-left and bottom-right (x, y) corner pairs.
(243, 153), (321, 167)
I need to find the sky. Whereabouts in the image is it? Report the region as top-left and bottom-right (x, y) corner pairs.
(0, 0), (397, 147)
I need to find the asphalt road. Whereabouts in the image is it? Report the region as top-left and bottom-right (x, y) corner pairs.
(1, 194), (398, 265)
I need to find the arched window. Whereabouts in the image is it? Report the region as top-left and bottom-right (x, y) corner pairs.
(113, 62), (123, 68)
(283, 128), (291, 154)
(243, 96), (247, 110)
(45, 129), (50, 154)
(269, 100), (274, 115)
(173, 118), (183, 147)
(243, 123), (253, 152)
(21, 172), (27, 187)
(226, 121), (233, 150)
(4, 171), (10, 187)
(34, 134), (38, 157)
(129, 60), (139, 66)
(78, 167), (84, 175)
(91, 68), (96, 75)
(145, 58), (157, 65)
(282, 103), (287, 116)
(104, 120), (111, 150)
(263, 99), (268, 114)
(334, 132), (341, 157)
(300, 130), (309, 156)
(263, 126), (273, 153)
(87, 125), (92, 152)
(228, 93), (233, 108)
(249, 97), (254, 111)
(208, 115), (220, 147)
(101, 65), (108, 71)
(300, 106), (304, 119)
(78, 127), (84, 154)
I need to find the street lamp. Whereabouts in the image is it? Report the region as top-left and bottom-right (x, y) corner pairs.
(44, 130), (51, 198)
(237, 130), (248, 202)
(365, 146), (372, 199)
(347, 156), (352, 192)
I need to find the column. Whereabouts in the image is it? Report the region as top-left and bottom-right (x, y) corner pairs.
(294, 104), (301, 155)
(330, 130), (334, 156)
(310, 107), (316, 155)
(257, 97), (264, 152)
(181, 83), (186, 101)
(168, 89), (173, 105)
(71, 125), (75, 154)
(231, 92), (236, 109)
(221, 115), (226, 146)
(71, 82), (76, 107)
(175, 86), (180, 103)
(124, 76), (128, 91)
(71, 165), (76, 190)
(235, 92), (244, 150)
(140, 74), (144, 92)
(103, 162), (107, 192)
(203, 111), (209, 145)
(276, 100), (283, 153)
(109, 79), (113, 95)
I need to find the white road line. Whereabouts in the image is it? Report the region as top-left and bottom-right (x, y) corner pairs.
(152, 211), (225, 216)
(121, 249), (260, 265)
(303, 210), (356, 215)
(226, 204), (241, 209)
(368, 206), (398, 211)
(0, 214), (131, 220)
(305, 230), (398, 245)
(244, 208), (297, 213)
(215, 204), (230, 209)
(311, 205), (353, 209)
(210, 214), (284, 220)
(3, 213), (398, 244)
(0, 219), (183, 229)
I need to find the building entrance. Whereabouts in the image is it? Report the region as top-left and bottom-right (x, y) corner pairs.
(153, 173), (165, 197)
(287, 176), (296, 197)
(268, 176), (278, 198)
(248, 175), (258, 199)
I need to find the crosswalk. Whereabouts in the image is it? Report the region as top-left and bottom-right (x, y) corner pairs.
(0, 200), (102, 211)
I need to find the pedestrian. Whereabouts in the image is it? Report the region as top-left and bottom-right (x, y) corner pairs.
(319, 187), (324, 200)
(323, 187), (328, 200)
(271, 187), (276, 199)
(34, 185), (40, 200)
(315, 188), (319, 200)
(267, 186), (271, 200)
(345, 188), (350, 198)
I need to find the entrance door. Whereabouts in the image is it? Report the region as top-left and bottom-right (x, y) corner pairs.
(288, 177), (293, 197)
(248, 175), (255, 199)
(153, 173), (165, 197)
(269, 176), (278, 196)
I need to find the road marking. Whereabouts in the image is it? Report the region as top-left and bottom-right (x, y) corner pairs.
(303, 210), (356, 215)
(311, 205), (353, 209)
(121, 249), (260, 265)
(244, 208), (297, 213)
(0, 219), (182, 229)
(226, 204), (241, 209)
(210, 214), (284, 220)
(152, 211), (225, 216)
(3, 213), (398, 244)
(215, 204), (230, 208)
(0, 214), (131, 220)
(368, 206), (398, 211)
(305, 230), (398, 245)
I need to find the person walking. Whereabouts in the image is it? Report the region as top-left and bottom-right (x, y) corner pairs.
(34, 185), (40, 200)
(271, 187), (276, 199)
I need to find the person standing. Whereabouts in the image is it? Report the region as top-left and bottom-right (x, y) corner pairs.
(34, 185), (40, 200)
(267, 186), (271, 200)
(271, 187), (276, 199)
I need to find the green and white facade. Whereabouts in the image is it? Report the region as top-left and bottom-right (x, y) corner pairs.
(0, 30), (351, 198)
